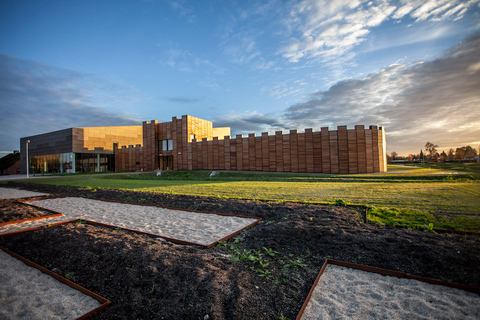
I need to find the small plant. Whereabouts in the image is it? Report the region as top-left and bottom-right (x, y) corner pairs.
(76, 219), (86, 224)
(138, 198), (146, 203)
(334, 198), (347, 206)
(65, 272), (74, 280)
(257, 269), (272, 279)
(124, 196), (133, 202)
(115, 227), (122, 231)
(147, 284), (155, 295)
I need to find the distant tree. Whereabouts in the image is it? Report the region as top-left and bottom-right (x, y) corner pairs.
(447, 148), (455, 161)
(407, 154), (414, 162)
(464, 145), (478, 159)
(455, 147), (465, 159)
(420, 150), (425, 162)
(424, 142), (439, 162)
(390, 151), (398, 160)
(440, 151), (447, 162)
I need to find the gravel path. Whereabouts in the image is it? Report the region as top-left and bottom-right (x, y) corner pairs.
(0, 249), (101, 320)
(0, 187), (47, 200)
(22, 197), (260, 246)
(300, 264), (480, 320)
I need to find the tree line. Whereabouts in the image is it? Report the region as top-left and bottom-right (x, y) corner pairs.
(388, 143), (479, 163)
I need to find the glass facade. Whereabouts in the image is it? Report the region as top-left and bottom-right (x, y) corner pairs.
(28, 153), (114, 174)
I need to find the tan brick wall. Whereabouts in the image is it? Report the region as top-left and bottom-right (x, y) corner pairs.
(114, 115), (387, 174)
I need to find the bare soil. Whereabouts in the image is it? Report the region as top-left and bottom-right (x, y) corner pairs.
(1, 182), (479, 320)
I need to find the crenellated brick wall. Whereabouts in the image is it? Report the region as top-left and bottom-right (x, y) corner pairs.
(114, 115), (387, 173)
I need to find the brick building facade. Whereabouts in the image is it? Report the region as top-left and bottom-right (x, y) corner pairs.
(114, 115), (387, 174)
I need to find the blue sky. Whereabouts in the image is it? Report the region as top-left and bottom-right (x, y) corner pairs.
(1, 0), (479, 158)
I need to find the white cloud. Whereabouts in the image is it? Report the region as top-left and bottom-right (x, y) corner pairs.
(279, 0), (479, 63)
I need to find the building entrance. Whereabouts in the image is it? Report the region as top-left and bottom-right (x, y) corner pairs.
(159, 156), (173, 171)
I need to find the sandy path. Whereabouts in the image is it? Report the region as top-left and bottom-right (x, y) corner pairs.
(24, 197), (259, 246)
(0, 249), (101, 320)
(0, 187), (47, 199)
(0, 215), (75, 235)
(300, 264), (480, 320)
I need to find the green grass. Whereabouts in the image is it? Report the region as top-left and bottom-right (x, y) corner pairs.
(5, 164), (480, 232)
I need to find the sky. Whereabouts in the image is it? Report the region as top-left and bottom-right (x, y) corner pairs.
(1, 0), (479, 158)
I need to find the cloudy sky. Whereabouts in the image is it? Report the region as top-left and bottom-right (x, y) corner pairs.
(1, 0), (479, 158)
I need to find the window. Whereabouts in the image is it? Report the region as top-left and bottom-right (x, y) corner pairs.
(160, 139), (173, 151)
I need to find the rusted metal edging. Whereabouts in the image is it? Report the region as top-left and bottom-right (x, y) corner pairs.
(295, 259), (480, 320)
(0, 213), (63, 227)
(0, 219), (79, 238)
(0, 245), (110, 320)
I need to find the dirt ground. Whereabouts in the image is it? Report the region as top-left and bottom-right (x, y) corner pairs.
(1, 182), (479, 320)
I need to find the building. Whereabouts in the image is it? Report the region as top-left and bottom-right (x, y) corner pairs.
(20, 115), (387, 174)
(0, 151), (21, 175)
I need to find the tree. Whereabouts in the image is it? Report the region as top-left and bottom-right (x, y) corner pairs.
(440, 151), (447, 162)
(455, 147), (465, 159)
(390, 151), (398, 160)
(420, 150), (424, 162)
(464, 145), (478, 159)
(424, 142), (439, 162)
(447, 148), (455, 161)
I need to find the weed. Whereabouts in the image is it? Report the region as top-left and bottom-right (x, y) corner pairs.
(148, 284), (155, 295)
(65, 272), (74, 280)
(334, 198), (347, 206)
(265, 220), (275, 225)
(138, 198), (146, 203)
(124, 196), (133, 202)
(278, 314), (291, 320)
(115, 227), (122, 231)
(257, 269), (272, 279)
(76, 219), (86, 224)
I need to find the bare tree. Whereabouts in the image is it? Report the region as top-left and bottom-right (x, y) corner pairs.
(424, 142), (439, 162)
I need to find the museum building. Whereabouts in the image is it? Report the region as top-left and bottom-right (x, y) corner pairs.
(20, 115), (387, 174)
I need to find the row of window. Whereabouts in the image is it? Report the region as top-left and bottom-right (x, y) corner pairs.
(27, 153), (114, 174)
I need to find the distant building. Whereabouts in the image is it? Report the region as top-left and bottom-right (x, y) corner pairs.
(0, 151), (21, 175)
(20, 115), (387, 174)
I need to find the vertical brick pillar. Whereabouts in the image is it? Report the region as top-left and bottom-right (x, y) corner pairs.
(337, 126), (349, 174)
(371, 126), (379, 172)
(191, 139), (197, 170)
(329, 130), (339, 174)
(275, 131), (284, 172)
(283, 133), (291, 172)
(290, 130), (298, 172)
(347, 128), (358, 173)
(219, 139), (225, 170)
(313, 131), (322, 173)
(261, 133), (269, 171)
(321, 127), (331, 173)
(242, 136), (249, 170)
(356, 125), (366, 173)
(305, 129), (314, 173)
(236, 135), (243, 171)
(230, 136), (237, 170)
(213, 137), (219, 169)
(207, 139), (214, 170)
(255, 135), (262, 171)
(365, 128), (374, 173)
(268, 134), (276, 172)
(249, 133), (256, 171)
(224, 136), (230, 170)
(298, 132), (306, 172)
(202, 138), (208, 170)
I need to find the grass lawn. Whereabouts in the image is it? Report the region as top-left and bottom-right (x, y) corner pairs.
(4, 163), (480, 232)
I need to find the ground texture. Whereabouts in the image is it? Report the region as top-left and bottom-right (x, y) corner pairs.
(1, 182), (479, 320)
